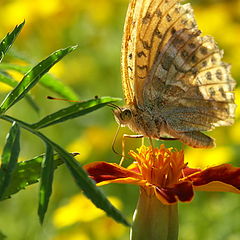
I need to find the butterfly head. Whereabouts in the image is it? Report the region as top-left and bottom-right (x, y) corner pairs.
(113, 107), (132, 126)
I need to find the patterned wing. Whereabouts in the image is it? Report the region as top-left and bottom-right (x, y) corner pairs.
(122, 0), (199, 105)
(137, 1), (236, 131)
(121, 0), (141, 104)
(121, 0), (235, 131)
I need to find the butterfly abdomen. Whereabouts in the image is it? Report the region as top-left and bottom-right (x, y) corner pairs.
(172, 131), (215, 148)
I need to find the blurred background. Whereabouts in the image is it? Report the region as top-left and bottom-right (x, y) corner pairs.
(0, 0), (239, 239)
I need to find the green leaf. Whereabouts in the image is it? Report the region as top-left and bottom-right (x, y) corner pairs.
(0, 72), (40, 113)
(0, 153), (70, 201)
(0, 45), (77, 114)
(0, 122), (20, 198)
(52, 143), (130, 227)
(38, 144), (54, 224)
(0, 21), (25, 63)
(0, 63), (29, 73)
(31, 96), (121, 129)
(0, 230), (6, 240)
(0, 71), (17, 87)
(0, 115), (129, 226)
(0, 63), (79, 100)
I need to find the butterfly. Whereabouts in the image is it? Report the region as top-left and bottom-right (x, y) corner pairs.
(113, 0), (236, 148)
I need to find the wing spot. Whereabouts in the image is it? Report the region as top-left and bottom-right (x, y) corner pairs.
(137, 65), (148, 70)
(171, 27), (176, 35)
(202, 61), (207, 67)
(196, 77), (201, 84)
(166, 14), (172, 22)
(208, 87), (216, 97)
(181, 50), (189, 58)
(175, 7), (180, 13)
(128, 66), (133, 71)
(191, 55), (198, 63)
(191, 21), (197, 28)
(173, 37), (184, 46)
(181, 19), (188, 25)
(206, 71), (212, 80)
(137, 51), (147, 58)
(219, 87), (226, 98)
(154, 29), (163, 39)
(189, 43), (196, 49)
(200, 46), (208, 55)
(142, 12), (151, 24)
(137, 75), (146, 80)
(155, 10), (162, 18)
(162, 55), (173, 70)
(191, 67), (198, 74)
(142, 41), (151, 50)
(128, 53), (132, 59)
(211, 57), (217, 64)
(216, 69), (223, 81)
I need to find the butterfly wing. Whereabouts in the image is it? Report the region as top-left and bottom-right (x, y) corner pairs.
(122, 0), (236, 131)
(150, 27), (236, 132)
(122, 0), (197, 104)
(121, 0), (140, 104)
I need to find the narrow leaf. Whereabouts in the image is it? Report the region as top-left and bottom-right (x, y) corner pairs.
(38, 144), (54, 224)
(0, 21), (25, 63)
(0, 45), (77, 114)
(0, 63), (29, 73)
(0, 72), (40, 113)
(0, 63), (79, 100)
(31, 96), (121, 129)
(0, 122), (20, 198)
(0, 114), (129, 226)
(0, 71), (17, 86)
(0, 153), (73, 200)
(52, 144), (130, 226)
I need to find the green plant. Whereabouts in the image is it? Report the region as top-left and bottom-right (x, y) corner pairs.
(0, 22), (129, 233)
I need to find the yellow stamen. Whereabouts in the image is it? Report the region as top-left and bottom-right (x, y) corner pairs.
(129, 145), (185, 188)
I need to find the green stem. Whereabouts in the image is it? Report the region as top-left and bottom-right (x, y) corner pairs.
(130, 188), (179, 240)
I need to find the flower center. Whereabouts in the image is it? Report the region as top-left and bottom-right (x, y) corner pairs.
(129, 145), (186, 188)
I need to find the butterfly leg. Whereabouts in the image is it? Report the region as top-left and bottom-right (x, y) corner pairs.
(149, 137), (154, 148)
(120, 134), (143, 165)
(149, 137), (157, 160)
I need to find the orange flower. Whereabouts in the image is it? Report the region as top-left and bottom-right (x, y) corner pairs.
(85, 145), (240, 205)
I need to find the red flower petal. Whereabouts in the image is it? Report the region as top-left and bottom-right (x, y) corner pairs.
(154, 181), (194, 205)
(84, 161), (141, 183)
(182, 167), (201, 177)
(186, 164), (240, 190)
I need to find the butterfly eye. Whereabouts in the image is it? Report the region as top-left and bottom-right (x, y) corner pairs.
(120, 109), (132, 121)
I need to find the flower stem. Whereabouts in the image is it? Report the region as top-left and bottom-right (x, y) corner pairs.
(130, 188), (179, 240)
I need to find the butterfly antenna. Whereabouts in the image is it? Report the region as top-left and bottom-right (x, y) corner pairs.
(107, 103), (122, 112)
(47, 96), (81, 103)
